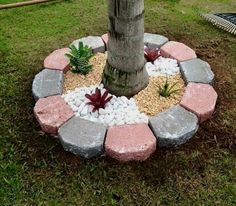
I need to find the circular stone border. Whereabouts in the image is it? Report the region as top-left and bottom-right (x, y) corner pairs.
(32, 33), (218, 161)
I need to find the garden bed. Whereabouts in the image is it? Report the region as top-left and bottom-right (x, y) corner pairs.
(32, 33), (217, 161)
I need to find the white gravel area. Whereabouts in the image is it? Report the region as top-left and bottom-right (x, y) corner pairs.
(145, 57), (180, 77)
(62, 84), (149, 127)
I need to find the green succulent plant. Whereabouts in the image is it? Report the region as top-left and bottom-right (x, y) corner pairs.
(65, 42), (93, 75)
(159, 77), (180, 97)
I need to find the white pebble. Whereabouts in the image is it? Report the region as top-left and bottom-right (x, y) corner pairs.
(77, 102), (86, 113)
(99, 108), (106, 115)
(63, 83), (149, 126)
(146, 57), (180, 77)
(80, 105), (88, 116)
(91, 110), (99, 118)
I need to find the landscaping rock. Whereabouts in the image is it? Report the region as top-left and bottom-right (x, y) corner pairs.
(144, 33), (169, 48)
(59, 117), (107, 158)
(71, 36), (105, 54)
(34, 96), (74, 134)
(180, 58), (214, 84)
(180, 83), (218, 122)
(105, 123), (156, 161)
(32, 69), (64, 101)
(149, 105), (199, 147)
(160, 41), (197, 62)
(146, 57), (180, 77)
(44, 48), (70, 72)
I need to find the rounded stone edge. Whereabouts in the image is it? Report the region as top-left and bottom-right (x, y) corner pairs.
(32, 34), (219, 160)
(101, 33), (108, 50)
(179, 82), (218, 123)
(58, 116), (107, 158)
(148, 105), (199, 148)
(32, 69), (64, 102)
(32, 70), (44, 101)
(43, 48), (70, 72)
(71, 36), (105, 54)
(175, 44), (217, 123)
(159, 41), (197, 62)
(33, 95), (74, 134)
(105, 143), (156, 162)
(179, 58), (215, 85)
(144, 32), (169, 49)
(158, 123), (199, 148)
(104, 124), (157, 162)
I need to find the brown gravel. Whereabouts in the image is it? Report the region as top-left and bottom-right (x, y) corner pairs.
(63, 52), (107, 93)
(134, 75), (185, 116)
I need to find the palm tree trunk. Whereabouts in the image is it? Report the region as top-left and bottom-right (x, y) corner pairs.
(102, 0), (149, 96)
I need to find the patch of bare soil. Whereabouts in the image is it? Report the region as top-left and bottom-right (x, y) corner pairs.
(194, 38), (236, 151)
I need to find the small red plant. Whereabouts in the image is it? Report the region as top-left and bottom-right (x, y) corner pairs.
(144, 48), (161, 62)
(85, 88), (113, 112)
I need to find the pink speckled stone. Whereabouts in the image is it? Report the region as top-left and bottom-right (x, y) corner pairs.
(44, 48), (70, 72)
(101, 33), (108, 46)
(160, 41), (197, 62)
(34, 95), (74, 134)
(105, 124), (156, 162)
(180, 83), (217, 123)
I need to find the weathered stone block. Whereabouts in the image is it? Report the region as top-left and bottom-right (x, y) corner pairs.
(105, 124), (156, 161)
(59, 117), (107, 158)
(71, 36), (105, 54)
(34, 96), (74, 134)
(144, 33), (169, 48)
(44, 48), (70, 72)
(180, 58), (214, 84)
(180, 83), (218, 122)
(160, 41), (197, 62)
(149, 105), (199, 147)
(32, 69), (64, 101)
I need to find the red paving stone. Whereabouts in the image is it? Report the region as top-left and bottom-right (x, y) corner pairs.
(160, 41), (197, 62)
(34, 95), (74, 134)
(105, 123), (156, 161)
(44, 48), (70, 72)
(180, 83), (218, 123)
(101, 33), (108, 47)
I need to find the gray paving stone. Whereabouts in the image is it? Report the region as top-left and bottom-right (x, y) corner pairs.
(71, 36), (105, 54)
(149, 105), (199, 147)
(58, 116), (107, 158)
(180, 58), (215, 84)
(32, 69), (63, 101)
(144, 33), (169, 48)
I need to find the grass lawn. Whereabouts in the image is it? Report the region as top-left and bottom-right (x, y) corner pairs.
(0, 0), (236, 205)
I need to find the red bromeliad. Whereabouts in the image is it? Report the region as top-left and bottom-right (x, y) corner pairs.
(85, 88), (113, 112)
(144, 48), (161, 62)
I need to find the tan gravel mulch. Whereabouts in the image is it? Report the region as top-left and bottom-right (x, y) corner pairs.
(134, 75), (185, 116)
(63, 52), (107, 93)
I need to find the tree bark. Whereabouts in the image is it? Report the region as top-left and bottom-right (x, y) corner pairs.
(102, 0), (149, 97)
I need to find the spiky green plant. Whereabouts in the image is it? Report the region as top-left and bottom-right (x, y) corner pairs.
(65, 42), (93, 75)
(159, 77), (180, 97)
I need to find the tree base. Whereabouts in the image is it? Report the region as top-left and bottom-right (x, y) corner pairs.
(102, 61), (149, 97)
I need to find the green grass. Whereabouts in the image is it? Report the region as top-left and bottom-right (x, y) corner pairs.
(0, 0), (236, 205)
